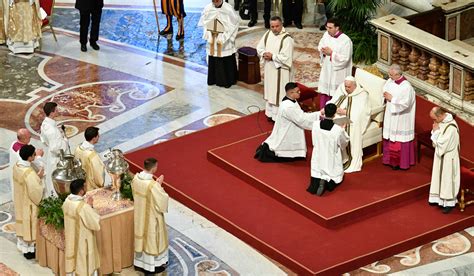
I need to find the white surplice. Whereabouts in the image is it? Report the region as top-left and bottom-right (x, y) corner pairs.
(317, 31), (353, 97)
(263, 98), (319, 158)
(428, 114), (460, 207)
(198, 1), (240, 58)
(328, 83), (371, 172)
(382, 77), (416, 142)
(40, 117), (68, 198)
(311, 120), (350, 183)
(257, 28), (294, 120)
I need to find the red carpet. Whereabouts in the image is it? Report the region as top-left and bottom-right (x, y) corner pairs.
(125, 96), (474, 275)
(208, 132), (434, 227)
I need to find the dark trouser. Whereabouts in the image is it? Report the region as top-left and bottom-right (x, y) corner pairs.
(249, 0), (271, 21)
(208, 54), (238, 88)
(282, 0), (303, 25)
(79, 9), (102, 45)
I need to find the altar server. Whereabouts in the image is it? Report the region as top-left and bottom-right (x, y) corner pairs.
(325, 76), (370, 172)
(257, 16), (294, 121)
(13, 145), (44, 259)
(308, 103), (349, 196)
(317, 17), (353, 109)
(63, 179), (101, 276)
(4, 0), (43, 53)
(382, 64), (416, 170)
(132, 158), (169, 274)
(75, 126), (107, 191)
(9, 128), (44, 201)
(428, 107), (460, 214)
(255, 82), (319, 162)
(40, 102), (68, 198)
(199, 0), (240, 88)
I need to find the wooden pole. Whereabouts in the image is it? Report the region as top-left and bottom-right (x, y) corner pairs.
(152, 0), (160, 33)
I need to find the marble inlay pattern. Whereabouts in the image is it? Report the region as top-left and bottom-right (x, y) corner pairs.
(0, 202), (238, 275)
(52, 8), (208, 66)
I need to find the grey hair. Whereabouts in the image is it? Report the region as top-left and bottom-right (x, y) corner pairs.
(389, 64), (402, 75)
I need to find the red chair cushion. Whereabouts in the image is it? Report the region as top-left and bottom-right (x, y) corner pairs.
(297, 82), (317, 102)
(42, 18), (49, 27)
(461, 166), (474, 186)
(39, 0), (53, 16)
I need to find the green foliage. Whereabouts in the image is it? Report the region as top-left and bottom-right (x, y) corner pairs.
(120, 172), (134, 201)
(328, 0), (382, 64)
(38, 196), (66, 230)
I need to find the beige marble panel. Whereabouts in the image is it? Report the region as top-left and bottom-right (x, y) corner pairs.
(452, 66), (463, 95)
(380, 34), (390, 62)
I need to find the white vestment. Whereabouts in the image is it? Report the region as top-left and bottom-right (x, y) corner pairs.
(9, 141), (44, 201)
(198, 2), (240, 58)
(311, 120), (350, 183)
(428, 114), (460, 207)
(317, 31), (353, 96)
(5, 0), (43, 54)
(382, 77), (416, 142)
(263, 98), (319, 158)
(328, 83), (371, 172)
(40, 117), (68, 198)
(257, 28), (294, 120)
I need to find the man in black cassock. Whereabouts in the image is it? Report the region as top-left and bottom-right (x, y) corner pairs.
(75, 0), (104, 52)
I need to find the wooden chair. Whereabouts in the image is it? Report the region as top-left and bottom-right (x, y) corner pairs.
(459, 158), (474, 212)
(40, 0), (57, 42)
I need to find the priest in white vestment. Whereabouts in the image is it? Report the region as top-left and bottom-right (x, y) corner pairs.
(325, 76), (370, 173)
(132, 158), (169, 274)
(63, 179), (101, 276)
(5, 0), (43, 53)
(74, 126), (110, 192)
(9, 128), (44, 201)
(198, 0), (240, 88)
(317, 17), (353, 109)
(428, 107), (460, 214)
(308, 103), (349, 196)
(257, 16), (294, 121)
(13, 145), (44, 259)
(255, 82), (319, 162)
(40, 102), (68, 198)
(382, 64), (416, 170)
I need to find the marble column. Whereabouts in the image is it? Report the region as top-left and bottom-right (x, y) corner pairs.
(427, 56), (441, 86)
(391, 38), (401, 65)
(408, 47), (420, 76)
(398, 42), (410, 71)
(417, 50), (430, 81)
(437, 60), (450, 90)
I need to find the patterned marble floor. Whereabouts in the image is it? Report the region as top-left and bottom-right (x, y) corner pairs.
(0, 2), (473, 276)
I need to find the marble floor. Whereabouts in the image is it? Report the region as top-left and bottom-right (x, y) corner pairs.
(0, 1), (473, 275)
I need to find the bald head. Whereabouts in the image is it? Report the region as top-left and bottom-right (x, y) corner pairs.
(430, 106), (448, 122)
(17, 128), (31, 144)
(344, 76), (357, 94)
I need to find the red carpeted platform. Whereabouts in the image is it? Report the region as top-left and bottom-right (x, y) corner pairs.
(125, 96), (474, 275)
(207, 132), (434, 228)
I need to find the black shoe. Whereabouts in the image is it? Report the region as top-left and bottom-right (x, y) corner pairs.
(23, 252), (35, 259)
(392, 166), (400, 170)
(175, 33), (184, 41)
(154, 264), (167, 273)
(316, 180), (326, 196)
(90, 43), (100, 50)
(80, 44), (87, 52)
(295, 23), (303, 29)
(320, 25), (326, 31)
(159, 28), (173, 36)
(248, 20), (257, 27)
(264, 20), (270, 29)
(442, 206), (453, 214)
(428, 202), (438, 207)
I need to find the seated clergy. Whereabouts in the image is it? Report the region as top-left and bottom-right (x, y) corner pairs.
(5, 0), (43, 53)
(13, 145), (44, 259)
(428, 107), (460, 214)
(132, 158), (169, 274)
(255, 82), (320, 162)
(63, 179), (101, 275)
(324, 76), (370, 173)
(74, 127), (108, 191)
(307, 103), (349, 196)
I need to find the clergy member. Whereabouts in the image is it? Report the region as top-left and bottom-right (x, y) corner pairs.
(40, 102), (68, 197)
(317, 17), (353, 109)
(308, 103), (349, 196)
(428, 107), (460, 214)
(325, 76), (370, 172)
(13, 145), (44, 259)
(5, 0), (43, 53)
(63, 179), (101, 275)
(255, 82), (319, 162)
(159, 0), (186, 40)
(382, 64), (416, 170)
(132, 158), (169, 274)
(257, 16), (294, 122)
(9, 128), (44, 201)
(75, 126), (106, 191)
(75, 0), (104, 51)
(199, 0), (240, 88)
